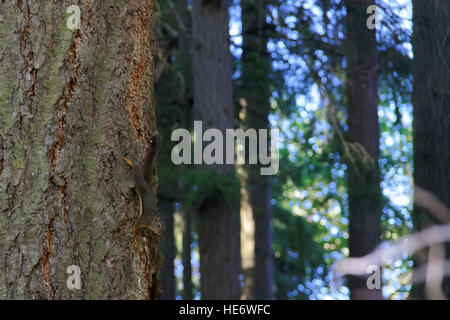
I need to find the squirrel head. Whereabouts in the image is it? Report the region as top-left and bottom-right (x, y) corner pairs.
(147, 214), (165, 236)
(133, 213), (165, 236)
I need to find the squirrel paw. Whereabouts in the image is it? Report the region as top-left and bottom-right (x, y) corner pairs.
(124, 157), (134, 167)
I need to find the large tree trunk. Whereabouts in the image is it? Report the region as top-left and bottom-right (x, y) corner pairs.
(0, 0), (161, 299)
(344, 0), (382, 300)
(411, 0), (450, 300)
(192, 0), (241, 300)
(239, 0), (273, 300)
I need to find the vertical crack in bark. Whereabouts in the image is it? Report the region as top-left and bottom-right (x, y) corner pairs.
(18, 2), (37, 120)
(42, 26), (81, 298)
(81, 0), (94, 30)
(124, 0), (152, 142)
(24, 215), (56, 299)
(50, 30), (81, 223)
(0, 138), (4, 176)
(41, 216), (56, 299)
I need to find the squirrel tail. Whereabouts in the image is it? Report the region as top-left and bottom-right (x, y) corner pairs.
(142, 133), (161, 182)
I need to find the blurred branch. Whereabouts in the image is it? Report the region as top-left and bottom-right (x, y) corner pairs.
(414, 186), (450, 223)
(336, 222), (450, 276)
(410, 260), (450, 285)
(337, 186), (450, 286)
(424, 244), (446, 300)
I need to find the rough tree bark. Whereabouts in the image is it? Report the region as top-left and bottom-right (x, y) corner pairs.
(344, 0), (382, 300)
(239, 0), (273, 300)
(192, 0), (240, 300)
(0, 0), (162, 299)
(411, 0), (450, 299)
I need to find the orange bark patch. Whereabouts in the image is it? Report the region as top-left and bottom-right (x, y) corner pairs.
(124, 1), (153, 142)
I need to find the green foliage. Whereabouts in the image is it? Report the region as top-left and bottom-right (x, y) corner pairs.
(273, 205), (326, 299)
(181, 169), (240, 210)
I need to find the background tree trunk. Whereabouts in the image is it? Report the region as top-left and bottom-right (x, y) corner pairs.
(182, 208), (193, 300)
(239, 0), (273, 300)
(344, 0), (382, 300)
(411, 0), (450, 299)
(154, 0), (195, 300)
(177, 0), (194, 301)
(0, 0), (161, 299)
(159, 200), (175, 299)
(192, 0), (241, 300)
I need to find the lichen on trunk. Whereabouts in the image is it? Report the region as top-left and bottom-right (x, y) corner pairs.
(0, 0), (161, 299)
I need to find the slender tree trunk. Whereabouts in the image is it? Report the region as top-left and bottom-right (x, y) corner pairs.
(192, 0), (241, 300)
(0, 0), (161, 299)
(239, 0), (273, 300)
(411, 0), (450, 299)
(159, 200), (175, 299)
(177, 0), (194, 300)
(178, 0), (193, 301)
(239, 170), (255, 300)
(182, 208), (193, 300)
(344, 0), (382, 300)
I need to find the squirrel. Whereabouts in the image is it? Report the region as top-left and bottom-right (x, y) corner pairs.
(124, 134), (164, 236)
